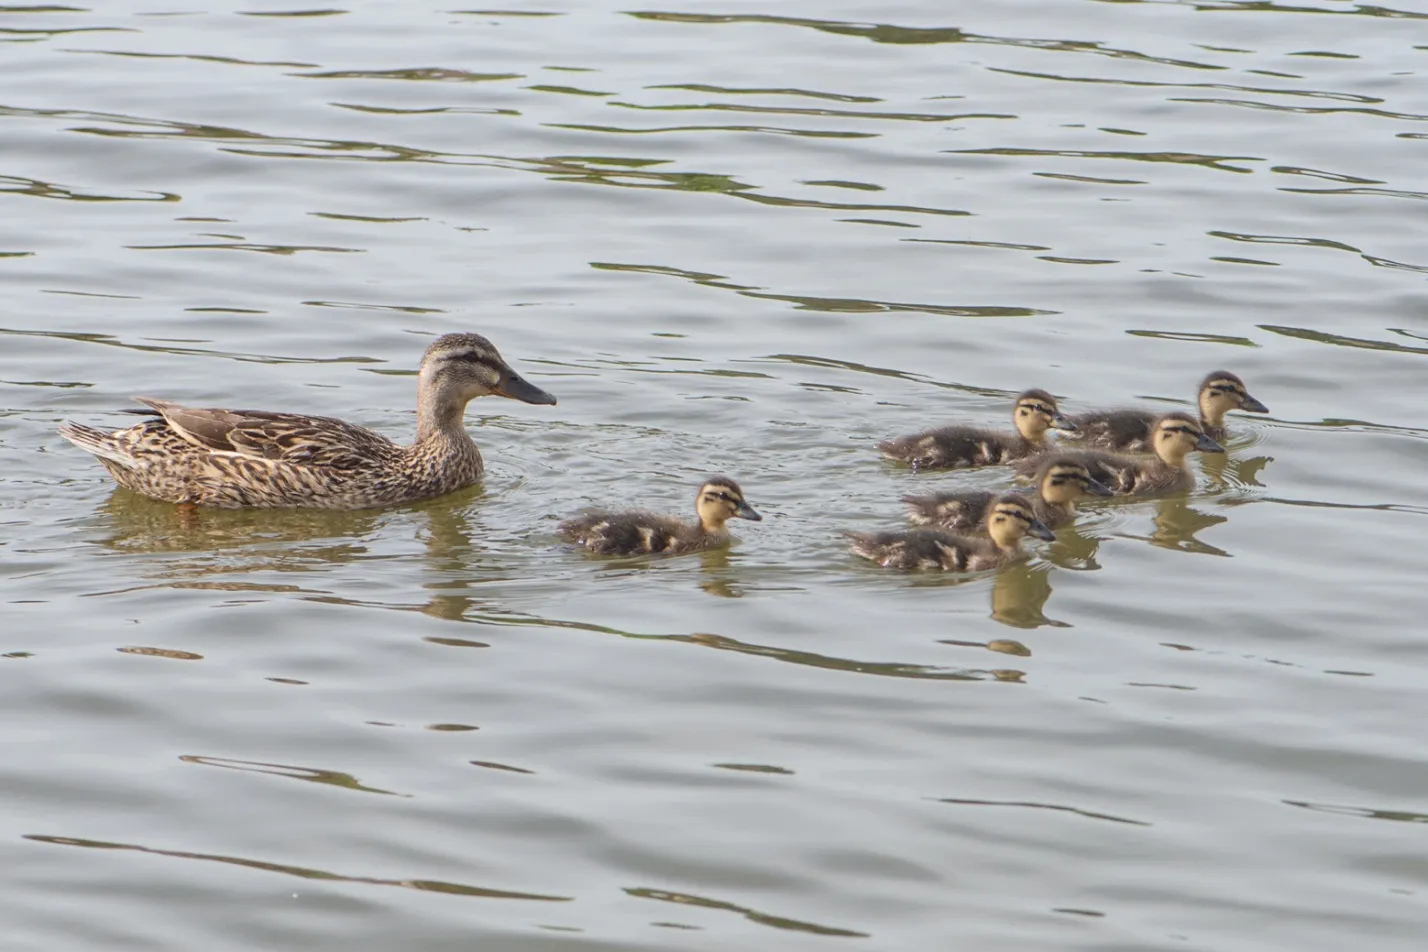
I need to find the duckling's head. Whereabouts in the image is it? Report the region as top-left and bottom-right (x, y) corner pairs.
(1151, 412), (1225, 465)
(985, 493), (1057, 549)
(1036, 455), (1113, 505)
(1198, 370), (1267, 426)
(695, 477), (762, 532)
(1013, 389), (1075, 442)
(419, 332), (557, 408)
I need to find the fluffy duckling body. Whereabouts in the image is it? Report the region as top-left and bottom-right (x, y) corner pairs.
(58, 333), (556, 509)
(877, 389), (1075, 472)
(904, 455), (1113, 533)
(1070, 371), (1267, 452)
(848, 494), (1055, 571)
(559, 477), (761, 556)
(1015, 412), (1224, 495)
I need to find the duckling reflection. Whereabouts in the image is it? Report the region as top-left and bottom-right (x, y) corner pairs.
(878, 389), (1075, 472)
(989, 561), (1067, 629)
(1199, 449), (1273, 492)
(1145, 497), (1230, 556)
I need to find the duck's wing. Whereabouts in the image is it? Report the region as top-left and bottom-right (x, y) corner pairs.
(902, 489), (995, 531)
(1067, 408), (1155, 452)
(559, 510), (689, 555)
(134, 397), (398, 470)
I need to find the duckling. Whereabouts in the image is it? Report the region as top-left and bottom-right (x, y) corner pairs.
(848, 493), (1055, 571)
(1014, 412), (1224, 495)
(903, 455), (1113, 533)
(559, 477), (762, 556)
(878, 389), (1075, 472)
(58, 332), (556, 509)
(1069, 370), (1267, 452)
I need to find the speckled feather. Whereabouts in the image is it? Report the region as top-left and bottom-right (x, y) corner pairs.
(1014, 448), (1193, 496)
(56, 332), (552, 510)
(557, 510), (726, 556)
(877, 426), (1043, 471)
(1064, 409), (1158, 454)
(60, 404), (482, 509)
(848, 527), (1014, 572)
(904, 487), (1077, 533)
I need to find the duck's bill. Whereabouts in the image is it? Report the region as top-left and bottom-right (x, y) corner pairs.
(1196, 433), (1226, 453)
(1051, 412), (1078, 433)
(736, 502), (763, 522)
(1240, 394), (1269, 413)
(496, 372), (557, 406)
(1085, 478), (1115, 497)
(1027, 518), (1057, 542)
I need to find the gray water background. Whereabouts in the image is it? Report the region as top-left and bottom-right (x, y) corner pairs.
(3, 2), (1428, 949)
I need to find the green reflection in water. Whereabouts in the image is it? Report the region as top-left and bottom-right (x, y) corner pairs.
(592, 262), (1051, 318)
(24, 835), (572, 901)
(179, 755), (407, 797)
(625, 886), (868, 938)
(932, 796), (1151, 826)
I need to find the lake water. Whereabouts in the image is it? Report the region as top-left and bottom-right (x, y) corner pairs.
(4, 2), (1428, 949)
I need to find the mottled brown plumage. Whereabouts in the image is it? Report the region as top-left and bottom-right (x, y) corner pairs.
(1014, 412), (1224, 496)
(559, 477), (762, 556)
(877, 389), (1075, 472)
(1069, 371), (1267, 452)
(849, 494), (1056, 571)
(58, 332), (556, 509)
(904, 455), (1113, 533)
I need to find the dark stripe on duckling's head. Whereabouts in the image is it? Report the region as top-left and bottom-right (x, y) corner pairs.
(698, 476), (761, 521)
(1200, 369), (1267, 414)
(1015, 388), (1075, 432)
(990, 492), (1057, 541)
(1153, 411), (1225, 453)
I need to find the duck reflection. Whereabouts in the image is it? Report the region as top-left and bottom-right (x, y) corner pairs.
(92, 487), (385, 562)
(1146, 496), (1230, 556)
(1200, 448), (1273, 491)
(989, 561), (1066, 629)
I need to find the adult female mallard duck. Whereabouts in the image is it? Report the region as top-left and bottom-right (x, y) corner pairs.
(877, 389), (1075, 472)
(1069, 370), (1267, 452)
(848, 493), (1055, 571)
(903, 454), (1113, 533)
(58, 332), (556, 509)
(559, 477), (762, 556)
(1014, 412), (1224, 495)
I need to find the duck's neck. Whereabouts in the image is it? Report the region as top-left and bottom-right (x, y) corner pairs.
(416, 391), (473, 446)
(1157, 446), (1191, 470)
(1200, 401), (1227, 429)
(989, 530), (1023, 553)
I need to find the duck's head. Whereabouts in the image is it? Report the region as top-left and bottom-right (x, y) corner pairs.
(1013, 389), (1075, 442)
(695, 477), (761, 532)
(1198, 371), (1267, 427)
(420, 332), (557, 407)
(986, 493), (1057, 549)
(1151, 411), (1225, 465)
(1036, 455), (1113, 505)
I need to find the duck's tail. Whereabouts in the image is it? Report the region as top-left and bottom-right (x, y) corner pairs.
(58, 422), (137, 469)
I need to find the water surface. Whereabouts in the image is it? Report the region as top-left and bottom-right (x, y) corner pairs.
(4, 2), (1428, 950)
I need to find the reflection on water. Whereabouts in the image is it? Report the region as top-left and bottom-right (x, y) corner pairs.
(6, 2), (1428, 949)
(989, 561), (1063, 629)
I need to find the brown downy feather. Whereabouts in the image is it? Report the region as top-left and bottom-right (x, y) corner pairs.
(877, 389), (1075, 472)
(560, 477), (762, 557)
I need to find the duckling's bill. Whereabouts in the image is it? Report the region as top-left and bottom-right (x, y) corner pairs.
(1196, 432), (1226, 453)
(736, 500), (763, 521)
